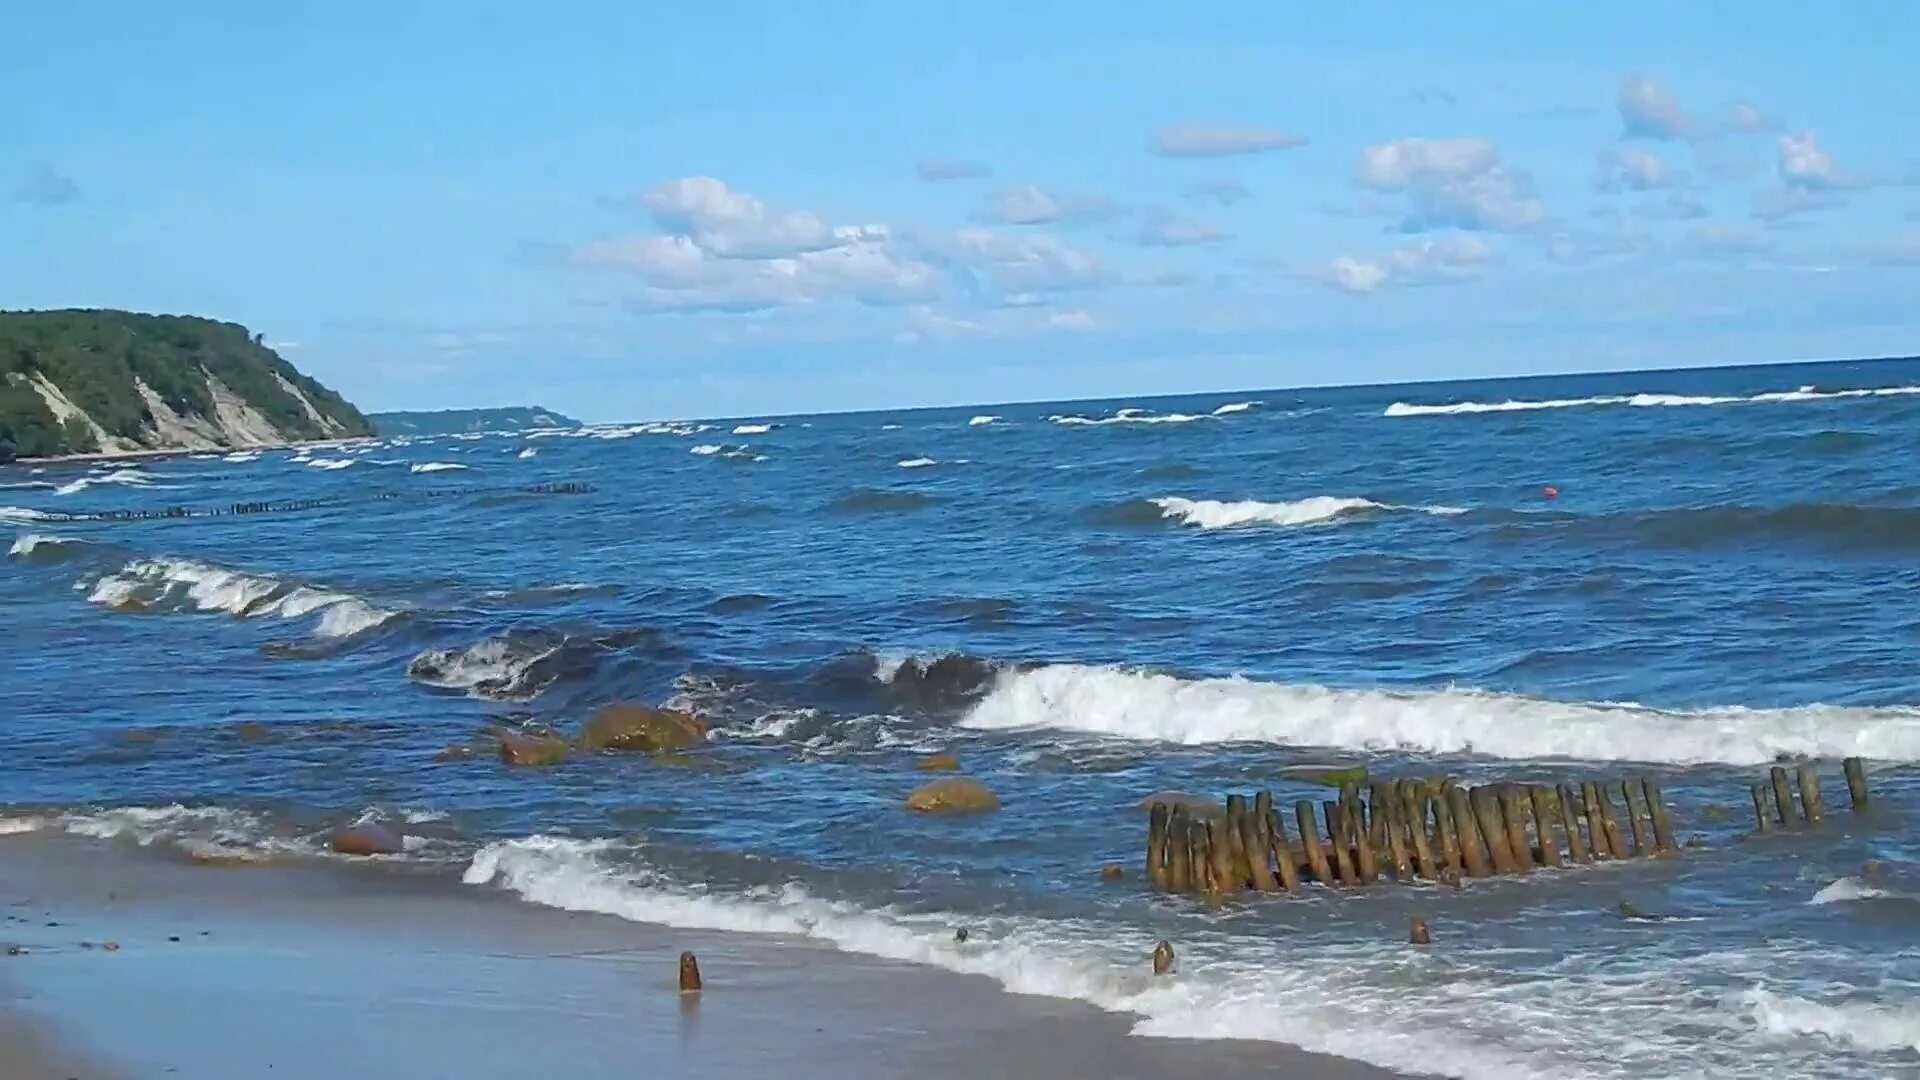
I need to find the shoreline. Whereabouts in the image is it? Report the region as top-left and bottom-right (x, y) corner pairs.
(1, 833), (1403, 1080)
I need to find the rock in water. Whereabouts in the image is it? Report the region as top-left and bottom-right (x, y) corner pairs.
(578, 704), (707, 753)
(904, 777), (1000, 813)
(330, 825), (404, 857)
(1409, 917), (1431, 945)
(916, 753), (961, 772)
(678, 951), (702, 993)
(1152, 940), (1175, 975)
(499, 732), (569, 766)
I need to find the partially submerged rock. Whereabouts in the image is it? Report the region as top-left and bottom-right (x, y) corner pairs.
(917, 753), (961, 772)
(432, 745), (476, 763)
(499, 732), (569, 766)
(329, 825), (404, 857)
(905, 777), (1000, 813)
(578, 704), (707, 754)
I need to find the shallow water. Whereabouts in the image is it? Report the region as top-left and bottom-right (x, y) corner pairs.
(5, 359), (1919, 1077)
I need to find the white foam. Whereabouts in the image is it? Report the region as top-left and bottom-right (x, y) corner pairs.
(305, 457), (355, 470)
(1151, 495), (1466, 529)
(54, 468), (158, 496)
(1386, 383), (1920, 417)
(1741, 988), (1920, 1053)
(1809, 877), (1897, 905)
(84, 556), (396, 638)
(411, 461), (467, 473)
(1048, 410), (1208, 426)
(968, 415), (1001, 427)
(517, 447), (538, 459)
(313, 599), (397, 639)
(959, 664), (1920, 765)
(690, 444), (723, 456)
(222, 451), (261, 463)
(408, 636), (560, 701)
(1211, 400), (1261, 415)
(0, 506), (60, 523)
(732, 423), (773, 435)
(8, 532), (72, 556)
(897, 457), (938, 469)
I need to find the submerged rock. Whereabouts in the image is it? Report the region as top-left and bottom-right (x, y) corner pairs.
(432, 745), (476, 763)
(916, 753), (960, 773)
(499, 732), (569, 766)
(905, 777), (1000, 813)
(329, 825), (403, 857)
(578, 703), (707, 753)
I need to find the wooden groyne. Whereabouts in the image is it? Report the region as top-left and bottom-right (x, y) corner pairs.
(13, 482), (595, 524)
(1749, 757), (1870, 832)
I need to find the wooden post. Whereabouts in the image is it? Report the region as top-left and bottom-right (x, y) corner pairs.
(1238, 801), (1280, 892)
(1381, 790), (1414, 881)
(1147, 802), (1170, 890)
(1323, 801), (1357, 885)
(1225, 795), (1254, 890)
(1749, 785), (1772, 834)
(1498, 786), (1535, 872)
(1166, 806), (1193, 891)
(1582, 782), (1615, 859)
(1432, 786), (1464, 877)
(1295, 800), (1333, 886)
(1769, 766), (1794, 828)
(1448, 786), (1493, 877)
(1369, 782), (1393, 851)
(1556, 783), (1590, 863)
(1796, 764), (1822, 825)
(1266, 804), (1301, 893)
(1345, 790), (1380, 885)
(1409, 917), (1430, 946)
(1620, 780), (1651, 857)
(1252, 791), (1275, 866)
(1593, 782), (1626, 858)
(1152, 940), (1175, 975)
(1402, 784), (1439, 880)
(1207, 814), (1237, 895)
(1641, 778), (1676, 854)
(1843, 757), (1869, 813)
(1472, 787), (1518, 874)
(679, 951), (702, 993)
(1529, 786), (1562, 868)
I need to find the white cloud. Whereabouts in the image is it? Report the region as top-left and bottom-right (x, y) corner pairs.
(1751, 187), (1843, 222)
(1320, 233), (1493, 294)
(1725, 102), (1778, 134)
(1151, 124), (1306, 157)
(1355, 137), (1543, 232)
(983, 184), (1112, 225)
(1777, 130), (1848, 190)
(1185, 178), (1250, 204)
(577, 224), (940, 314)
(1617, 74), (1698, 141)
(949, 228), (1107, 294)
(640, 176), (838, 258)
(916, 159), (991, 181)
(1136, 214), (1225, 247)
(1048, 310), (1098, 331)
(1594, 146), (1682, 191)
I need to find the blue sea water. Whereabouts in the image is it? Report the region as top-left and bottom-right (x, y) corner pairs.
(4, 359), (1919, 1077)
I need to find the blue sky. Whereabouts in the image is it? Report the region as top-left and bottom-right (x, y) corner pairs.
(4, 3), (1917, 422)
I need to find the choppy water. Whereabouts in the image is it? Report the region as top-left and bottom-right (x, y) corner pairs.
(5, 360), (1920, 1077)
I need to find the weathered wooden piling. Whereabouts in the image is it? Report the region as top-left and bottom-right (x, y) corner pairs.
(1381, 793), (1414, 881)
(1369, 782), (1393, 851)
(1295, 800), (1333, 886)
(1529, 785), (1563, 868)
(1266, 802), (1301, 893)
(679, 951), (703, 993)
(1345, 790), (1381, 885)
(1432, 786), (1465, 876)
(1749, 785), (1773, 833)
(1769, 766), (1795, 828)
(1795, 764), (1822, 825)
(1471, 787), (1517, 873)
(1593, 783), (1626, 858)
(1323, 801), (1358, 885)
(1641, 778), (1676, 854)
(1843, 757), (1869, 813)
(1448, 786), (1494, 878)
(1166, 806), (1193, 891)
(1409, 916), (1430, 946)
(1147, 802), (1171, 890)
(1206, 814), (1236, 895)
(1153, 940), (1175, 975)
(1620, 780), (1651, 857)
(1557, 783), (1591, 863)
(1581, 782), (1613, 859)
(1237, 801), (1281, 893)
(1224, 795), (1255, 889)
(1498, 786), (1535, 871)
(1402, 784), (1440, 880)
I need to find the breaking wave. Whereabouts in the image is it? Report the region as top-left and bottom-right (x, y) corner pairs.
(408, 632), (568, 701)
(1047, 407), (1209, 426)
(0, 506), (60, 523)
(958, 664), (1920, 765)
(732, 423), (773, 435)
(1211, 400), (1261, 415)
(54, 468), (165, 496)
(83, 556), (398, 639)
(1151, 495), (1467, 529)
(411, 462), (467, 474)
(306, 457), (355, 470)
(8, 532), (80, 559)
(1386, 383), (1920, 417)
(897, 457), (938, 469)
(967, 415), (1001, 426)
(1741, 988), (1920, 1054)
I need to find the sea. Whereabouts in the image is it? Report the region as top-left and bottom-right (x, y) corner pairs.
(4, 359), (1919, 1078)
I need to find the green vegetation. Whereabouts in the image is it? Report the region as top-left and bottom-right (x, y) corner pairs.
(0, 309), (370, 458)
(370, 406), (581, 436)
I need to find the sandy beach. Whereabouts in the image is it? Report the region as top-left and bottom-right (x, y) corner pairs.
(0, 834), (1400, 1080)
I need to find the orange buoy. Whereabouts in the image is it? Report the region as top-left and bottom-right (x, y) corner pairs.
(1542, 486), (1559, 500)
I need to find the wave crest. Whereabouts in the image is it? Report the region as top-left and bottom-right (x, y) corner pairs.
(1386, 382), (1920, 417)
(84, 556), (398, 639)
(1151, 495), (1466, 529)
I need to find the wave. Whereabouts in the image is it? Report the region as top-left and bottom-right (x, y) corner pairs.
(1151, 495), (1467, 529)
(1047, 408), (1208, 426)
(411, 462), (467, 474)
(967, 415), (1001, 427)
(1211, 400), (1261, 415)
(897, 457), (938, 469)
(1809, 877), (1897, 905)
(305, 457), (355, 470)
(517, 447), (538, 459)
(1386, 383), (1920, 417)
(222, 451), (261, 463)
(54, 468), (162, 496)
(1741, 987), (1920, 1053)
(83, 556), (398, 639)
(690, 444), (723, 456)
(732, 423), (773, 435)
(0, 506), (61, 523)
(957, 663), (1920, 764)
(8, 532), (79, 559)
(408, 632), (568, 701)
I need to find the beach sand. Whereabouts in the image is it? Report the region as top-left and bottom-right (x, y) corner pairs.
(1, 834), (1399, 1079)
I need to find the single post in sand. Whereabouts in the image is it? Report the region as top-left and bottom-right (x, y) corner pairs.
(1529, 785), (1562, 869)
(1448, 786), (1493, 878)
(1152, 940), (1175, 975)
(1264, 801), (1301, 893)
(1252, 791), (1277, 873)
(1843, 757), (1870, 813)
(1472, 787), (1517, 873)
(1593, 782), (1626, 858)
(1323, 801), (1357, 885)
(1409, 916), (1431, 946)
(1582, 782), (1615, 859)
(1749, 785), (1773, 834)
(1795, 764), (1822, 826)
(679, 951), (703, 993)
(1147, 802), (1171, 891)
(1641, 778), (1676, 855)
(1166, 806), (1193, 892)
(1497, 785), (1535, 872)
(1769, 766), (1794, 828)
(1557, 783), (1591, 863)
(1295, 800), (1333, 886)
(1619, 780), (1651, 857)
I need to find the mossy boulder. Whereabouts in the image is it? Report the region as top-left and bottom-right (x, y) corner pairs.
(905, 777), (1000, 814)
(578, 704), (707, 754)
(499, 732), (569, 766)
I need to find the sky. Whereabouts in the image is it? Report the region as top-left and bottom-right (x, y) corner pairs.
(4, 2), (1918, 422)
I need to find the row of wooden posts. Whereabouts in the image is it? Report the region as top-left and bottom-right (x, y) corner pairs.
(1145, 775), (1679, 895)
(1749, 757), (1870, 832)
(22, 482), (597, 524)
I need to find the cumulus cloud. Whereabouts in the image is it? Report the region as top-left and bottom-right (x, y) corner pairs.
(948, 228), (1108, 294)
(1185, 178), (1250, 204)
(1725, 102), (1778, 134)
(981, 184), (1114, 225)
(1136, 213), (1225, 247)
(638, 176), (841, 258)
(1151, 124), (1306, 157)
(1777, 130), (1851, 190)
(916, 159), (991, 181)
(1617, 74), (1699, 141)
(1355, 137), (1543, 232)
(1594, 145), (1682, 191)
(1319, 233), (1494, 294)
(14, 165), (79, 205)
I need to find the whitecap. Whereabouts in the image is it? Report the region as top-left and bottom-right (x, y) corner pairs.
(897, 457), (938, 469)
(1386, 383), (1920, 417)
(1809, 877), (1898, 905)
(1048, 410), (1208, 426)
(54, 468), (157, 496)
(305, 457), (355, 470)
(0, 506), (60, 523)
(1151, 495), (1466, 529)
(732, 423), (773, 435)
(517, 447), (538, 459)
(8, 532), (73, 557)
(410, 462), (467, 474)
(1211, 400), (1261, 415)
(690, 445), (724, 456)
(968, 415), (1001, 427)
(1741, 987), (1920, 1053)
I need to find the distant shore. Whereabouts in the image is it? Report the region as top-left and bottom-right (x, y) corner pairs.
(0, 833), (1400, 1080)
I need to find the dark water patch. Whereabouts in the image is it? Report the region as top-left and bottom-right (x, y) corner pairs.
(827, 489), (941, 515)
(924, 596), (1019, 626)
(1594, 503), (1920, 554)
(708, 593), (774, 614)
(1080, 498), (1170, 528)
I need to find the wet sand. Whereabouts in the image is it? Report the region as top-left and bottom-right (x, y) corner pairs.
(0, 835), (1401, 1079)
